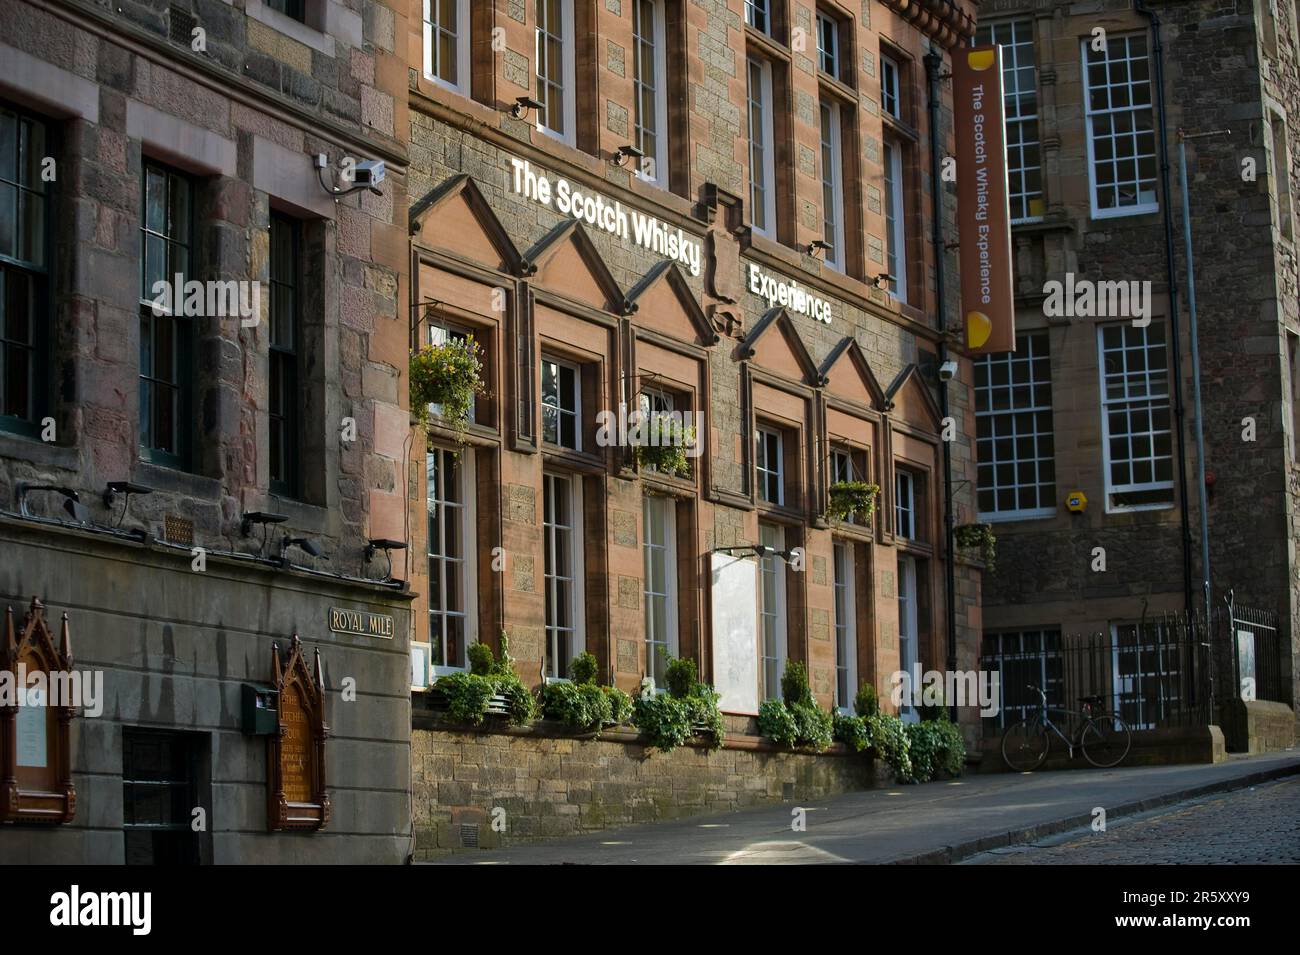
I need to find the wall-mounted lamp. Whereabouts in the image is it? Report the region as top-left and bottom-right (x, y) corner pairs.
(365, 538), (408, 583)
(872, 272), (894, 291)
(713, 543), (799, 562)
(102, 481), (154, 528)
(241, 511), (288, 557)
(807, 239), (832, 258)
(612, 144), (645, 167)
(16, 483), (89, 523)
(314, 153), (385, 198)
(510, 96), (545, 120)
(280, 535), (323, 567)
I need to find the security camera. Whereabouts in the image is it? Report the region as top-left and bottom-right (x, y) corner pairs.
(938, 360), (959, 381)
(353, 159), (385, 191)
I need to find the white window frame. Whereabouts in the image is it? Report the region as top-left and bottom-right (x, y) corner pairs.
(881, 55), (900, 119)
(1097, 323), (1174, 512)
(427, 447), (478, 678)
(756, 425), (784, 505)
(895, 468), (915, 540)
(819, 100), (846, 271)
(832, 539), (856, 713)
(1081, 33), (1158, 219)
(975, 19), (1042, 223)
(758, 522), (787, 700)
(897, 554), (918, 722)
(643, 494), (679, 685)
(816, 10), (839, 78)
(883, 139), (907, 302)
(830, 446), (854, 484)
(632, 0), (670, 187)
(746, 56), (777, 238)
(535, 0), (577, 146)
(541, 355), (581, 451)
(979, 629), (1064, 730)
(974, 331), (1057, 522)
(422, 0), (471, 95)
(543, 472), (585, 681)
(1111, 621), (1181, 731)
(428, 322), (477, 423)
(744, 0), (770, 35)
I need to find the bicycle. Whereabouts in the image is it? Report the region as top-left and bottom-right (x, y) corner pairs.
(1001, 684), (1133, 772)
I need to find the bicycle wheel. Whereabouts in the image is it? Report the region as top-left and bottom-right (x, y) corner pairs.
(1002, 717), (1050, 772)
(1081, 713), (1132, 768)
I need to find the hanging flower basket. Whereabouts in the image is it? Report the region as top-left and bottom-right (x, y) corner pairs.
(954, 522), (996, 572)
(409, 337), (485, 438)
(826, 481), (880, 522)
(633, 415), (695, 478)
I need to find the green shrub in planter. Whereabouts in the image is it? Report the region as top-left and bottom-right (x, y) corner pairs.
(790, 701), (834, 751)
(932, 718), (966, 777)
(542, 681), (611, 732)
(435, 672), (495, 726)
(954, 522), (996, 572)
(905, 720), (944, 783)
(826, 481), (880, 522)
(633, 693), (693, 752)
(568, 650), (599, 686)
(633, 417), (695, 478)
(757, 698), (799, 748)
(833, 712), (870, 752)
(410, 337), (485, 436)
(467, 641), (494, 677)
(496, 674), (536, 726)
(866, 712), (912, 781)
(684, 683), (725, 750)
(664, 655), (697, 699)
(601, 685), (634, 725)
(780, 660), (814, 707)
(854, 683), (880, 718)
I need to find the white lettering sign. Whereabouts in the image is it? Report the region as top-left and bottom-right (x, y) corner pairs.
(747, 263), (833, 324)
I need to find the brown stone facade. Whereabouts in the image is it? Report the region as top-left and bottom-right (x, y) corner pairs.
(403, 0), (985, 743)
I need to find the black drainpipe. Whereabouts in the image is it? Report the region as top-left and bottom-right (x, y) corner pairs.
(925, 46), (958, 720)
(1135, 0), (1195, 617)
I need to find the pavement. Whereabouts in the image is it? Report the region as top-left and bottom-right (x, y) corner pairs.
(431, 751), (1300, 865)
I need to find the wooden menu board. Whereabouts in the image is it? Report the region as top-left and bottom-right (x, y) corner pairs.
(267, 635), (329, 831)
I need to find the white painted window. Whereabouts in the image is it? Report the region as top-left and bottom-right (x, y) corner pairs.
(1082, 33), (1158, 218)
(883, 139), (907, 302)
(428, 322), (476, 423)
(819, 101), (845, 271)
(895, 469), (915, 540)
(832, 540), (856, 711)
(758, 521), (787, 700)
(816, 10), (840, 79)
(427, 447), (477, 676)
(744, 0), (770, 35)
(1112, 621), (1182, 731)
(975, 19), (1042, 222)
(1098, 323), (1174, 511)
(974, 331), (1057, 520)
(897, 554), (918, 722)
(979, 630), (1064, 730)
(831, 447), (854, 484)
(746, 56), (777, 237)
(535, 0), (576, 144)
(544, 472), (584, 679)
(756, 425), (784, 505)
(633, 0), (669, 186)
(643, 495), (678, 685)
(541, 355), (580, 450)
(881, 55), (900, 119)
(422, 0), (471, 95)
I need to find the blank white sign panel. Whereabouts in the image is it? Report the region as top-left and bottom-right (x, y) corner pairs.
(711, 552), (760, 716)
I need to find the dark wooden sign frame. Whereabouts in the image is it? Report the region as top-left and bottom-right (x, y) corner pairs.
(267, 635), (330, 831)
(1, 598), (76, 825)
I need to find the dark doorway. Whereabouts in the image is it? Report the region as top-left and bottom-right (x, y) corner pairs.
(122, 729), (209, 865)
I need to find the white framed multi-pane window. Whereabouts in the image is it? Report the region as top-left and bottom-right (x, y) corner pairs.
(642, 494), (678, 686)
(632, 0), (669, 186)
(746, 56), (777, 237)
(819, 101), (845, 271)
(1111, 622), (1182, 730)
(426, 447), (477, 678)
(540, 355), (580, 450)
(758, 521), (787, 700)
(422, 0), (471, 95)
(880, 55), (900, 119)
(897, 553), (918, 722)
(428, 322), (477, 423)
(831, 446), (854, 484)
(1081, 32), (1157, 218)
(895, 469), (915, 540)
(979, 630), (1064, 730)
(755, 425), (784, 504)
(974, 331), (1057, 520)
(975, 19), (1042, 222)
(816, 10), (840, 79)
(832, 540), (856, 712)
(543, 472), (585, 680)
(882, 140), (907, 301)
(1097, 323), (1174, 511)
(744, 0), (770, 35)
(535, 0), (577, 144)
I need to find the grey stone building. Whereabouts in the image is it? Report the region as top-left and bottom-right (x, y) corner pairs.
(973, 0), (1298, 748)
(0, 0), (414, 862)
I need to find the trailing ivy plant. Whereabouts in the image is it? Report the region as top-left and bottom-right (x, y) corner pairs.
(542, 681), (611, 733)
(460, 633), (536, 726)
(826, 481), (880, 523)
(866, 711), (913, 781)
(634, 416), (695, 478)
(757, 698), (799, 748)
(954, 522), (996, 573)
(409, 336), (485, 437)
(602, 685), (634, 725)
(758, 661), (834, 751)
(790, 701), (834, 751)
(683, 683), (725, 750)
(633, 693), (693, 752)
(435, 671), (496, 727)
(833, 712), (870, 753)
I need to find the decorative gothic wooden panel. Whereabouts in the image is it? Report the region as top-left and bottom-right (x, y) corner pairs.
(267, 635), (329, 831)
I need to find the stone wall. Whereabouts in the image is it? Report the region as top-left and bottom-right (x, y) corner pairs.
(411, 721), (887, 858)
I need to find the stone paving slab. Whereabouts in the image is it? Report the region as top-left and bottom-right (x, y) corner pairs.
(429, 751), (1300, 865)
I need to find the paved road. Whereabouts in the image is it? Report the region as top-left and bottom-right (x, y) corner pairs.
(432, 751), (1300, 865)
(964, 776), (1300, 864)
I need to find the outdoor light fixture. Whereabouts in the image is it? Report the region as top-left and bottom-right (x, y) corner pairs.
(314, 153), (385, 198)
(872, 272), (894, 290)
(102, 481), (154, 528)
(241, 511), (288, 557)
(366, 538), (408, 583)
(713, 543), (799, 562)
(807, 239), (832, 257)
(16, 483), (90, 523)
(510, 96), (545, 119)
(280, 536), (323, 566)
(612, 144), (644, 167)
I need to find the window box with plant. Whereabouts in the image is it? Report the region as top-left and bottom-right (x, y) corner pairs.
(540, 651), (634, 735)
(633, 414), (695, 478)
(410, 335), (486, 438)
(631, 655), (725, 752)
(756, 661), (835, 751)
(428, 633), (535, 726)
(826, 481), (880, 523)
(954, 522), (996, 572)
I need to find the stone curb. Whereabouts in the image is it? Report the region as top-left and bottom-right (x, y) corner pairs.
(886, 760), (1300, 865)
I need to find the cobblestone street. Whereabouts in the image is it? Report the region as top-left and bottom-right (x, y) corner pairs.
(965, 777), (1300, 865)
